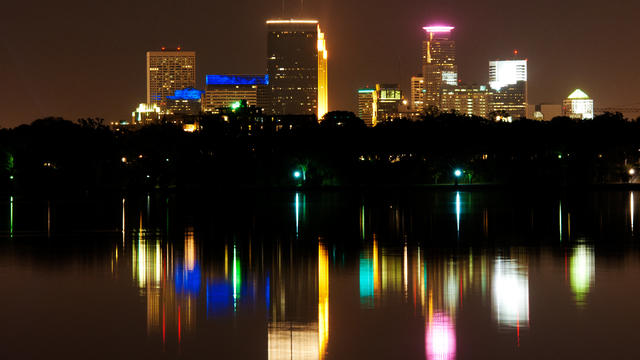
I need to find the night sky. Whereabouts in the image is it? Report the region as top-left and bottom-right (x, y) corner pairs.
(1, 0), (639, 128)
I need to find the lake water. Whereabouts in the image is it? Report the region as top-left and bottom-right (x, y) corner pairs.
(1, 190), (639, 359)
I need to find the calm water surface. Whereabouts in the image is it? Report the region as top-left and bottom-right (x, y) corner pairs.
(1, 190), (639, 359)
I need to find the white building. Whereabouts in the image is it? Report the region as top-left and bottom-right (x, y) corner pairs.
(562, 89), (594, 119)
(489, 60), (527, 91)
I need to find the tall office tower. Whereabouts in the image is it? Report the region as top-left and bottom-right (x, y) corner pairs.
(422, 26), (457, 110)
(440, 85), (491, 118)
(146, 49), (196, 110)
(562, 89), (594, 119)
(375, 84), (402, 122)
(488, 58), (528, 118)
(357, 89), (376, 126)
(489, 81), (527, 119)
(203, 75), (269, 112)
(410, 76), (425, 111)
(266, 19), (328, 119)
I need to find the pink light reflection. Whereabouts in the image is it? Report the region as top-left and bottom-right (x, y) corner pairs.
(426, 313), (456, 360)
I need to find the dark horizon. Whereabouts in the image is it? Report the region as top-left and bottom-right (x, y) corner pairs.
(1, 0), (639, 128)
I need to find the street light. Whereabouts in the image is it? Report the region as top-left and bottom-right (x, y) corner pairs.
(454, 169), (462, 186)
(293, 170), (302, 179)
(629, 168), (636, 176)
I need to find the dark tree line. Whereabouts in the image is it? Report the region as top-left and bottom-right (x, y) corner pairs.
(0, 111), (638, 195)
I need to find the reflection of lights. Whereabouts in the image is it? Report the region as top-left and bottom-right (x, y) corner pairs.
(174, 262), (202, 294)
(359, 254), (374, 308)
(631, 192), (635, 233)
(121, 198), (125, 244)
(373, 237), (380, 298)
(137, 237), (146, 288)
(492, 258), (529, 328)
(404, 244), (408, 299)
(559, 201), (563, 242)
(9, 196), (13, 238)
(456, 192), (461, 234)
(185, 229), (195, 271)
(207, 281), (232, 314)
(318, 243), (329, 359)
(360, 206), (365, 240)
(426, 312), (456, 360)
(570, 244), (594, 306)
(295, 193), (300, 237)
(268, 322), (319, 360)
(233, 244), (240, 311)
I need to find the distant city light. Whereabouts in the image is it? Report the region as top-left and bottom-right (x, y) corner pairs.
(266, 19), (318, 24)
(121, 157), (127, 163)
(423, 25), (455, 33)
(231, 101), (241, 110)
(630, 169), (636, 176)
(206, 74), (269, 86)
(167, 88), (203, 101)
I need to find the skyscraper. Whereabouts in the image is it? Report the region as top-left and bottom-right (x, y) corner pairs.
(488, 58), (528, 119)
(441, 85), (491, 118)
(410, 76), (424, 111)
(422, 26), (457, 110)
(146, 49), (196, 110)
(357, 89), (375, 126)
(266, 19), (328, 119)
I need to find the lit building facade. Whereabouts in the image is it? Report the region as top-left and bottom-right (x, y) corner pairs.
(132, 103), (162, 124)
(488, 59), (527, 119)
(441, 85), (491, 118)
(357, 89), (376, 126)
(375, 84), (402, 122)
(562, 89), (594, 119)
(422, 26), (457, 110)
(489, 81), (527, 119)
(146, 49), (196, 110)
(203, 75), (269, 113)
(410, 76), (425, 111)
(266, 20), (328, 119)
(166, 88), (204, 115)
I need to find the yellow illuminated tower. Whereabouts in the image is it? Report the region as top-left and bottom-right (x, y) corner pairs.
(317, 26), (329, 120)
(266, 19), (328, 120)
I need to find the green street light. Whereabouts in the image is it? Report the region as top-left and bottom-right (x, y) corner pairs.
(454, 169), (462, 178)
(293, 170), (302, 179)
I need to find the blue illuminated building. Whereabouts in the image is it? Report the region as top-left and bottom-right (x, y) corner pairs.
(167, 87), (204, 100)
(203, 74), (270, 112)
(206, 75), (269, 86)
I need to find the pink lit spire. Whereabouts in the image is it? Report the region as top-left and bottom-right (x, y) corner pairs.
(423, 25), (455, 33)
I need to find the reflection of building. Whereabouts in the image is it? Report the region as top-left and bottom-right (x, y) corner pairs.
(357, 89), (376, 126)
(492, 258), (529, 328)
(411, 75), (425, 111)
(147, 49), (196, 110)
(422, 26), (457, 110)
(425, 313), (456, 360)
(203, 75), (269, 113)
(562, 89), (594, 119)
(266, 20), (328, 119)
(570, 244), (594, 306)
(440, 84), (491, 117)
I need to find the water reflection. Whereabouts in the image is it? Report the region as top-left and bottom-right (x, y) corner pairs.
(570, 244), (595, 307)
(492, 257), (529, 331)
(4, 191), (640, 359)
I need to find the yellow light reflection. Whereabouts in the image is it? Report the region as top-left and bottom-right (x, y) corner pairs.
(318, 243), (329, 359)
(317, 26), (328, 120)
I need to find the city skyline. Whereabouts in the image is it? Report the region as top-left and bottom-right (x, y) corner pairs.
(1, 0), (640, 127)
